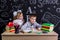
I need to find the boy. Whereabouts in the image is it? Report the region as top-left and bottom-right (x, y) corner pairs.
(21, 15), (41, 32)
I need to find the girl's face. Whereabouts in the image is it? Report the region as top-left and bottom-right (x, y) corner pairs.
(17, 13), (23, 20)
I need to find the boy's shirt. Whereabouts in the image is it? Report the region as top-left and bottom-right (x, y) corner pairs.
(21, 21), (41, 32)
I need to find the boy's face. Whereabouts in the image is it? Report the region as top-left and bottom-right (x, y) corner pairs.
(30, 17), (36, 24)
(17, 13), (23, 20)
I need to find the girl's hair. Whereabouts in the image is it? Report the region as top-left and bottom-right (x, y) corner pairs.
(17, 12), (23, 15)
(13, 12), (23, 20)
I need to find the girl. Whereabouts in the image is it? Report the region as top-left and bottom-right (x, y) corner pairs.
(13, 11), (24, 32)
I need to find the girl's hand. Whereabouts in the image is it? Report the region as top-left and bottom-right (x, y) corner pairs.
(14, 23), (19, 26)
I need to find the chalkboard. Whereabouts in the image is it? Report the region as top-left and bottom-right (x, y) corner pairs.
(0, 0), (60, 20)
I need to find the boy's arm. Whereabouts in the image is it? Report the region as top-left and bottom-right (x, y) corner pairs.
(21, 22), (28, 30)
(36, 22), (42, 31)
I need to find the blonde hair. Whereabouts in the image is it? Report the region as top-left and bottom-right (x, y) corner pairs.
(13, 12), (23, 20)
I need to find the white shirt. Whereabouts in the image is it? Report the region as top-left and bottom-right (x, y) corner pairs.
(13, 19), (23, 26)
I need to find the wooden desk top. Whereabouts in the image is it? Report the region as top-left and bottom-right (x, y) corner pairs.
(2, 31), (58, 36)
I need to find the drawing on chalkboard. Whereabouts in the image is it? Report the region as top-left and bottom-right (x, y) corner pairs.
(56, 8), (60, 13)
(41, 12), (53, 23)
(51, 15), (60, 27)
(41, 12), (60, 27)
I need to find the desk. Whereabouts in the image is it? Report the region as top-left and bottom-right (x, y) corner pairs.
(2, 31), (58, 40)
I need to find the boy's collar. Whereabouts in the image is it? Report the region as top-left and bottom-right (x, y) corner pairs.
(29, 21), (36, 24)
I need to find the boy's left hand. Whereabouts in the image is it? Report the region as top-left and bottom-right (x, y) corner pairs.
(37, 28), (41, 31)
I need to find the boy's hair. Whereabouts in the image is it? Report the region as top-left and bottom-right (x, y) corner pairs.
(29, 14), (37, 18)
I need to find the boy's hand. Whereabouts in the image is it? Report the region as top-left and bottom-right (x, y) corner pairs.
(31, 28), (34, 31)
(37, 28), (41, 31)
